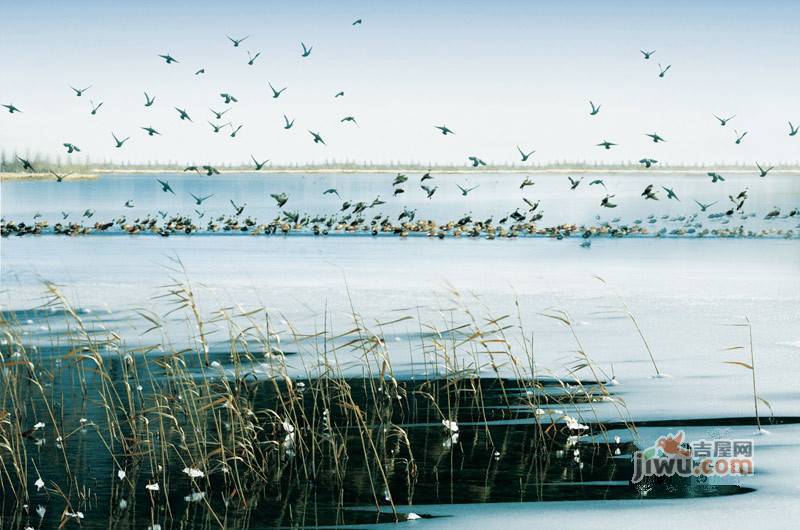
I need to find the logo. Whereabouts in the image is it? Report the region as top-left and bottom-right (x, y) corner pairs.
(632, 430), (754, 483)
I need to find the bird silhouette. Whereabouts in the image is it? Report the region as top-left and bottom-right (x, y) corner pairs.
(707, 172), (725, 183)
(63, 143), (80, 154)
(158, 54), (178, 64)
(209, 121), (230, 133)
(639, 158), (658, 168)
(457, 184), (479, 196)
(251, 155), (269, 170)
(323, 188), (340, 198)
(734, 129), (748, 144)
(468, 156), (486, 167)
(141, 126), (161, 136)
(568, 176), (583, 190)
(789, 121), (799, 136)
(70, 85), (92, 97)
(90, 100), (103, 115)
(220, 93), (238, 104)
(335, 91), (345, 98)
(596, 140), (617, 150)
(112, 132), (130, 148)
(601, 194), (617, 208)
(49, 170), (72, 182)
(271, 192), (289, 207)
(641, 184), (659, 200)
(175, 107), (193, 121)
(661, 186), (679, 201)
(517, 146), (535, 161)
(421, 185), (438, 198)
(714, 114), (735, 126)
(227, 35), (249, 47)
(195, 68), (205, 75)
(269, 82), (287, 98)
(640, 49), (656, 59)
(229, 124), (243, 137)
(2, 103), (21, 113)
(353, 19), (362, 26)
(17, 157), (34, 171)
(589, 100), (601, 115)
(230, 200), (246, 215)
(144, 92), (155, 107)
(756, 162), (774, 177)
(157, 179), (175, 194)
(301, 42), (313, 57)
(658, 63), (671, 78)
(520, 177), (534, 189)
(210, 108), (230, 120)
(435, 125), (455, 135)
(309, 131), (326, 144)
(247, 51), (261, 65)
(589, 179), (606, 189)
(340, 116), (358, 125)
(694, 200), (718, 211)
(190, 193), (214, 205)
(283, 115), (295, 129)
(645, 133), (665, 143)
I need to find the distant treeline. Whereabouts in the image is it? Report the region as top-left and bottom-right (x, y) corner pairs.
(1, 150), (799, 173)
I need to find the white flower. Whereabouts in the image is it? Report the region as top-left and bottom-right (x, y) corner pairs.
(182, 467), (205, 479)
(614, 435), (621, 444)
(441, 419), (458, 433)
(65, 511), (84, 519)
(79, 418), (88, 424)
(34, 478), (44, 491)
(145, 482), (159, 492)
(117, 469), (126, 480)
(33, 422), (45, 430)
(282, 421), (295, 434)
(119, 499), (128, 509)
(36, 505), (45, 519)
(148, 525), (162, 530)
(407, 513), (422, 520)
(210, 361), (222, 369)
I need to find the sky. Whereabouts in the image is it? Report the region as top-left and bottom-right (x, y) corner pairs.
(1, 0), (799, 166)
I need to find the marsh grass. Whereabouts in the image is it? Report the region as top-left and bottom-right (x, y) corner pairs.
(0, 277), (754, 529)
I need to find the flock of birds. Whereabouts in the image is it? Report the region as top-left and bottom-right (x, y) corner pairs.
(2, 30), (799, 242)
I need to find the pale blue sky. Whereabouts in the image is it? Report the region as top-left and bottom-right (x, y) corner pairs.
(1, 0), (798, 166)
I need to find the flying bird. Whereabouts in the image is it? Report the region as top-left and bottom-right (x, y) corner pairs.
(641, 184), (659, 200)
(589, 101), (601, 116)
(124, 200), (135, 208)
(640, 49), (656, 59)
(457, 184), (479, 196)
(220, 93), (238, 104)
(201, 165), (219, 176)
(209, 121), (229, 133)
(734, 130), (748, 144)
(70, 85), (92, 97)
(323, 188), (340, 198)
(353, 19), (362, 26)
(190, 193), (214, 205)
(645, 133), (665, 143)
(175, 107), (193, 121)
(714, 114), (735, 126)
(789, 121), (799, 136)
(195, 68), (205, 75)
(112, 132), (130, 148)
(247, 51), (261, 65)
(639, 158), (658, 168)
(251, 155), (269, 170)
(210, 108), (230, 120)
(141, 126), (161, 136)
(694, 200), (718, 212)
(270, 192), (289, 207)
(520, 177), (534, 189)
(341, 116), (358, 125)
(468, 156), (486, 167)
(658, 63), (671, 78)
(301, 42), (313, 57)
(422, 185), (438, 198)
(596, 140), (617, 150)
(601, 194), (617, 208)
(661, 186), (679, 201)
(90, 100), (103, 115)
(517, 146), (535, 161)
(63, 143), (80, 153)
(157, 179), (174, 194)
(283, 115), (295, 129)
(707, 172), (725, 183)
(230, 124), (243, 137)
(227, 35), (249, 47)
(335, 91), (344, 98)
(2, 103), (21, 113)
(144, 92), (155, 107)
(393, 173), (407, 186)
(269, 82), (287, 98)
(589, 179), (606, 189)
(309, 130), (326, 144)
(17, 157), (34, 171)
(158, 54), (178, 64)
(568, 176), (582, 190)
(435, 125), (455, 135)
(49, 170), (72, 182)
(230, 200), (246, 215)
(756, 162), (774, 177)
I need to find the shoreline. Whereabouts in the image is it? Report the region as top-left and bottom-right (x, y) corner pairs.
(0, 172), (98, 181)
